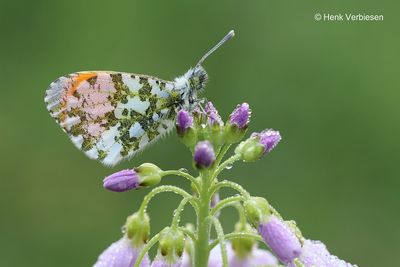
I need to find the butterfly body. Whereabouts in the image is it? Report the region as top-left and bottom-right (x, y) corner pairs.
(45, 31), (234, 166)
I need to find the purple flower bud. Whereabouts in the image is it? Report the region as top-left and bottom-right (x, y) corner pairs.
(287, 239), (357, 267)
(93, 237), (150, 267)
(251, 129), (281, 154)
(210, 193), (220, 208)
(205, 101), (223, 126)
(176, 110), (194, 133)
(258, 215), (301, 264)
(194, 141), (215, 168)
(229, 103), (251, 129)
(103, 169), (140, 192)
(210, 193), (220, 217)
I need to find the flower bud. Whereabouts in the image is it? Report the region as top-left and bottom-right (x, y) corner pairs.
(135, 163), (162, 187)
(235, 129), (281, 162)
(156, 227), (185, 265)
(225, 103), (251, 143)
(193, 141), (215, 168)
(176, 110), (197, 148)
(243, 197), (271, 227)
(210, 193), (220, 208)
(103, 164), (162, 192)
(176, 110), (194, 133)
(231, 222), (255, 258)
(258, 215), (301, 264)
(205, 101), (223, 126)
(125, 212), (150, 247)
(103, 169), (140, 192)
(252, 129), (281, 154)
(210, 193), (220, 217)
(229, 103), (251, 129)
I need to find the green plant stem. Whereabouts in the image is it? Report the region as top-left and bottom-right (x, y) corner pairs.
(171, 197), (191, 228)
(210, 195), (245, 216)
(179, 227), (197, 242)
(138, 185), (197, 215)
(161, 170), (200, 192)
(212, 154), (241, 180)
(233, 202), (247, 225)
(208, 232), (264, 249)
(210, 180), (251, 199)
(193, 171), (213, 267)
(211, 217), (228, 267)
(133, 233), (160, 267)
(215, 144), (231, 166)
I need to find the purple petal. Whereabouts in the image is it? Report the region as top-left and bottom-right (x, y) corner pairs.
(258, 216), (301, 264)
(208, 243), (234, 267)
(208, 243), (278, 267)
(288, 239), (357, 267)
(251, 129), (281, 154)
(150, 256), (182, 267)
(93, 237), (150, 267)
(229, 247), (278, 267)
(103, 169), (140, 192)
(229, 103), (251, 129)
(176, 110), (194, 132)
(205, 102), (223, 126)
(180, 251), (192, 267)
(194, 141), (216, 168)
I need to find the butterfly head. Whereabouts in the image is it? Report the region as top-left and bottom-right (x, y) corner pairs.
(175, 30), (235, 109)
(189, 65), (208, 92)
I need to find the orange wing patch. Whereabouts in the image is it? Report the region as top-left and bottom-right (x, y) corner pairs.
(67, 72), (97, 96)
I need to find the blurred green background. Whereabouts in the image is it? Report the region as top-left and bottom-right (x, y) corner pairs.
(1, 0), (399, 266)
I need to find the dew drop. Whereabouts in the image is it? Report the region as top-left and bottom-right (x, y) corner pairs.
(225, 165), (233, 170)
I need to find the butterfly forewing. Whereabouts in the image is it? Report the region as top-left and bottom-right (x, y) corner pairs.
(45, 71), (181, 166)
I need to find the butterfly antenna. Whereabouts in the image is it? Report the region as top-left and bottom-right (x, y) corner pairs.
(196, 30), (235, 66)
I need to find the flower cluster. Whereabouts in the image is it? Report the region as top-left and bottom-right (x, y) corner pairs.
(95, 102), (356, 267)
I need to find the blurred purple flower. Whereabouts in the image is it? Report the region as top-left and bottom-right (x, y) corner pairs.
(150, 256), (182, 267)
(176, 110), (194, 133)
(287, 239), (357, 267)
(210, 193), (220, 208)
(205, 102), (223, 126)
(194, 141), (215, 168)
(251, 129), (281, 154)
(208, 242), (278, 267)
(229, 103), (251, 129)
(93, 237), (150, 267)
(103, 169), (140, 192)
(258, 215), (301, 264)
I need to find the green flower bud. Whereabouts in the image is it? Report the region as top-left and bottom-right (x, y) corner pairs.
(231, 222), (256, 258)
(244, 197), (271, 227)
(235, 138), (265, 162)
(124, 212), (150, 246)
(135, 163), (162, 187)
(224, 103), (251, 143)
(158, 227), (186, 264)
(224, 123), (247, 144)
(235, 129), (281, 162)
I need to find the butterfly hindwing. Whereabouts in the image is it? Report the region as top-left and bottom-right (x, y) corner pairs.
(45, 71), (181, 166)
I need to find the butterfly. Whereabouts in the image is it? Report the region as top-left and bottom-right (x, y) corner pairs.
(44, 30), (235, 166)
